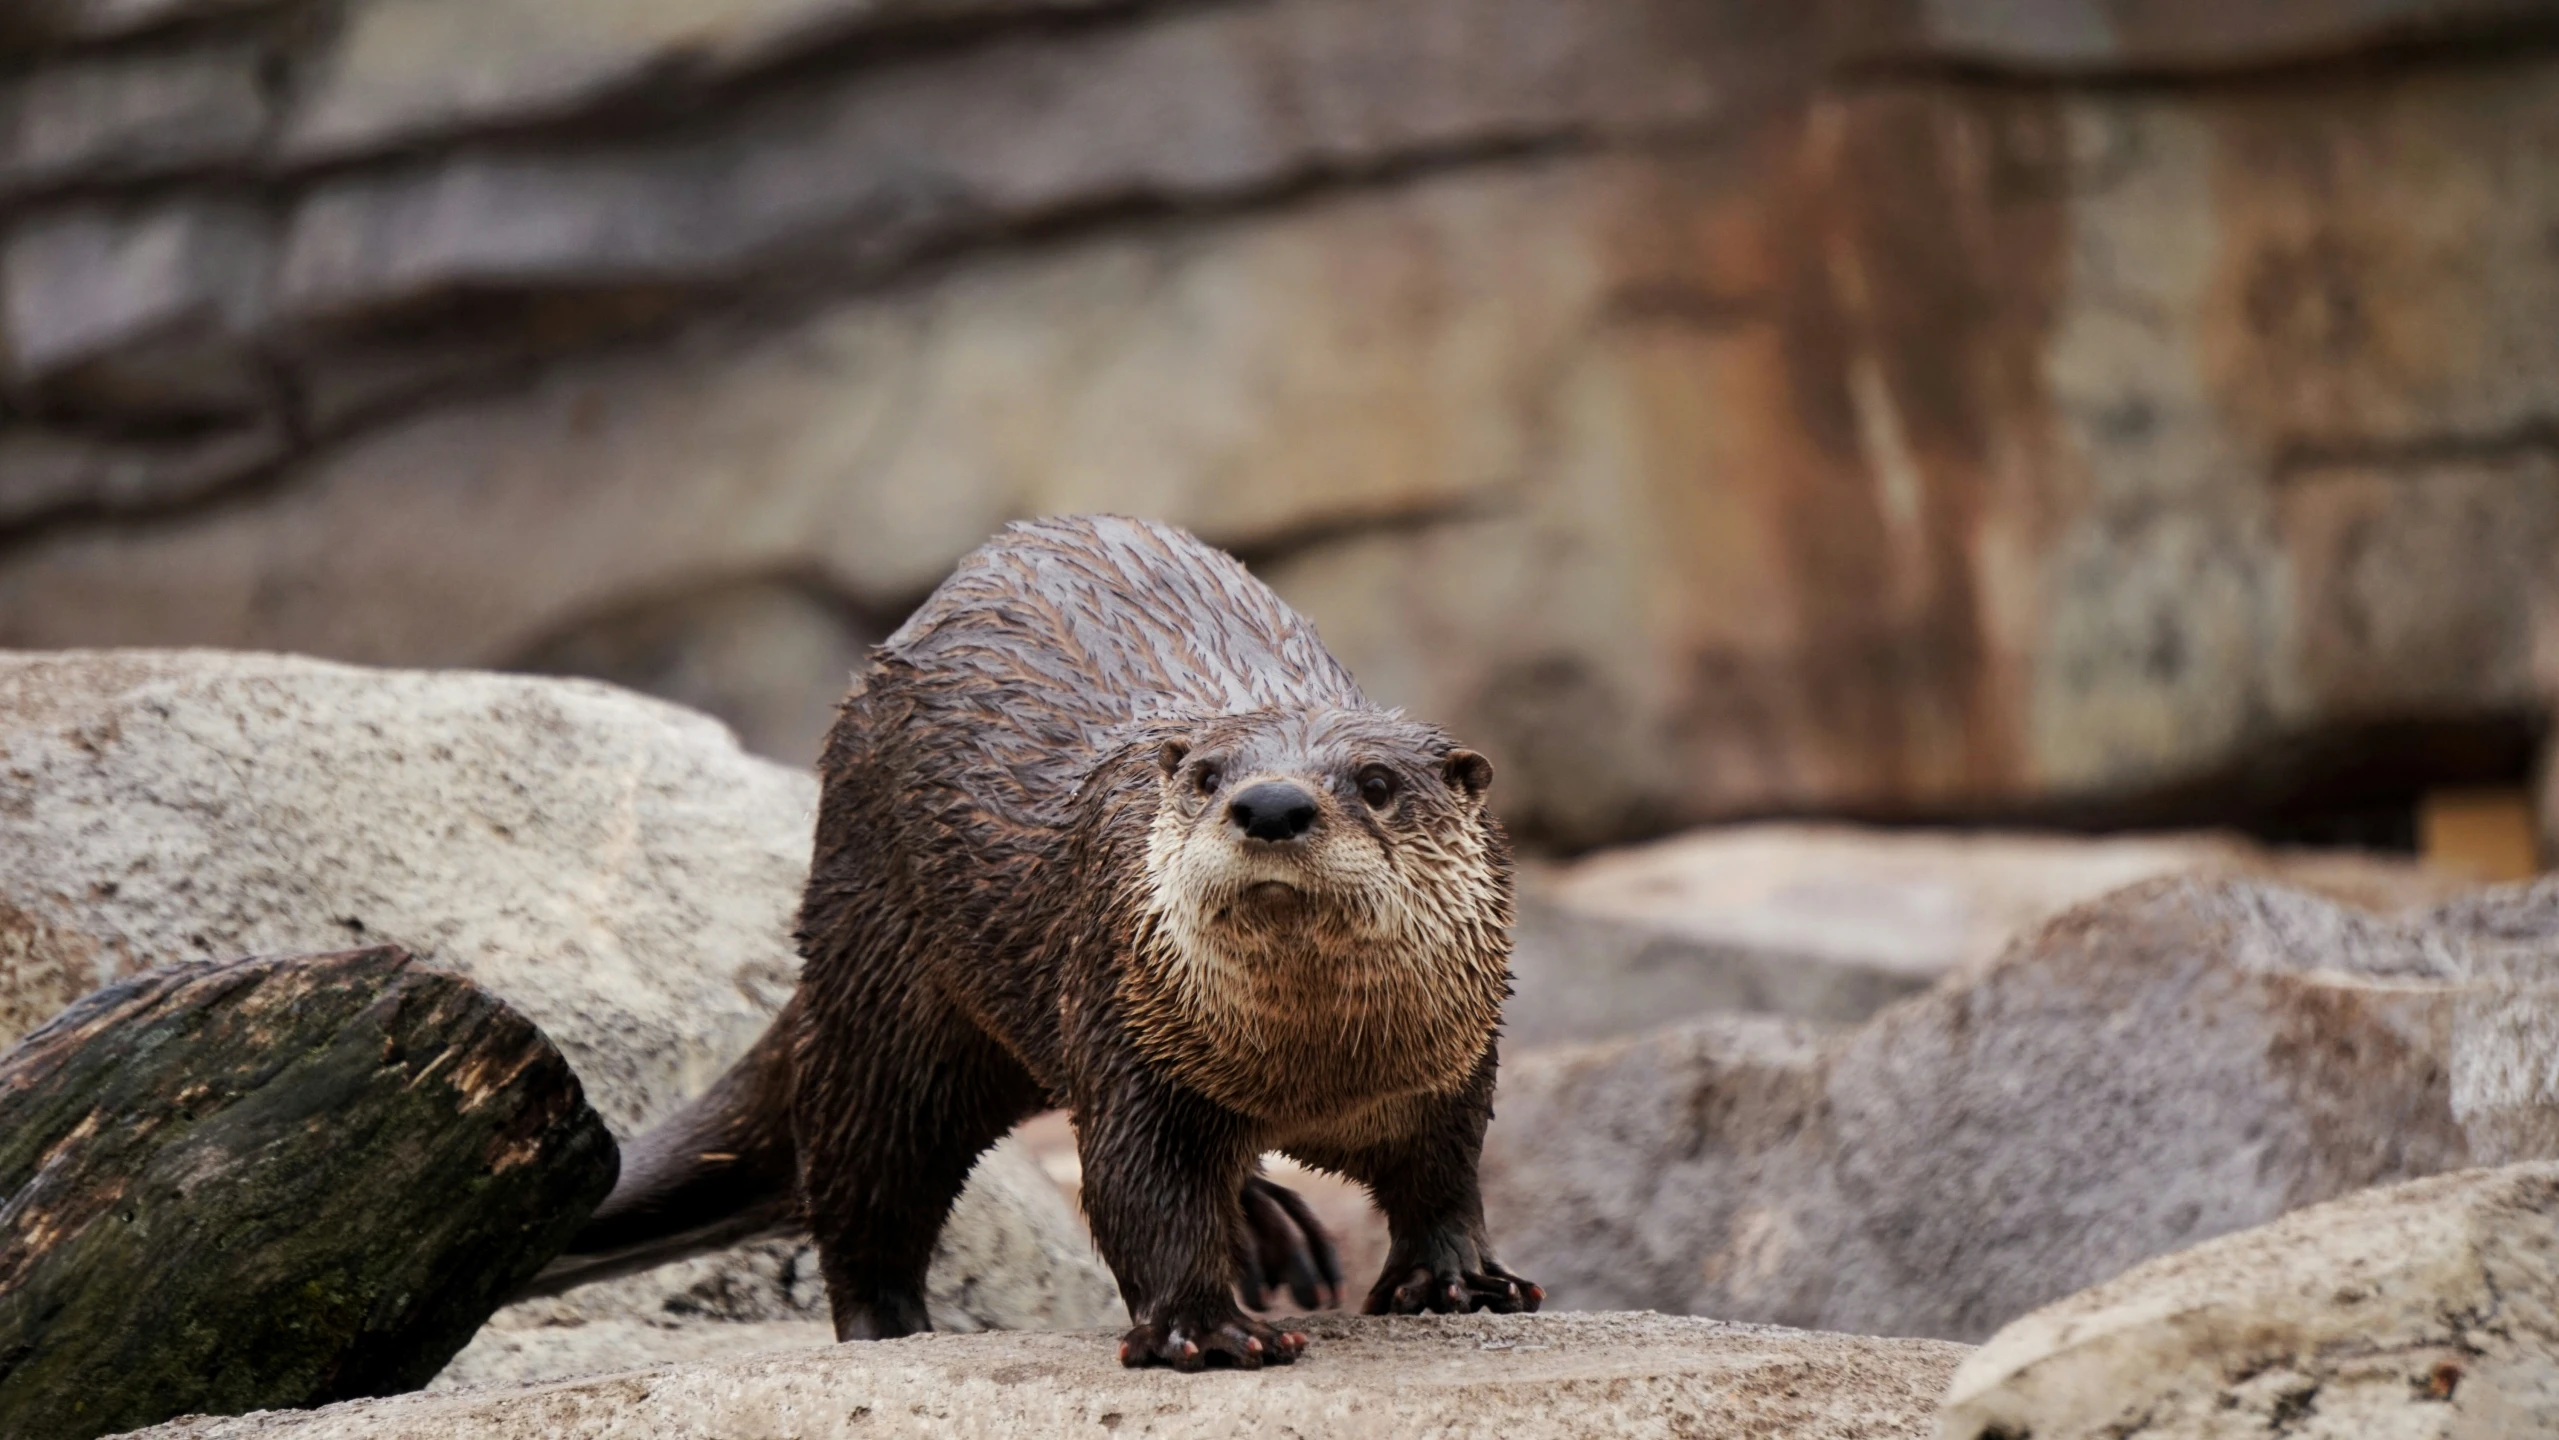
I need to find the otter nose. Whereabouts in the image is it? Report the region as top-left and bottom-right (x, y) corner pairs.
(1228, 781), (1319, 842)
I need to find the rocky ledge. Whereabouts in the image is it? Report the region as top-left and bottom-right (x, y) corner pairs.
(118, 1314), (1969, 1440)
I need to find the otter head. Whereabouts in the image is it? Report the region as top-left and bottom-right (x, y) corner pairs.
(1126, 709), (1512, 1124)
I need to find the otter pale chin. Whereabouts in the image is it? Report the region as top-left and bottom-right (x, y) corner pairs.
(538, 514), (1540, 1373)
(1230, 880), (1306, 922)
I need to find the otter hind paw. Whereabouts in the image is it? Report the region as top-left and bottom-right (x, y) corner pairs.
(1236, 1173), (1344, 1310)
(1118, 1310), (1308, 1372)
(1367, 1257), (1544, 1316)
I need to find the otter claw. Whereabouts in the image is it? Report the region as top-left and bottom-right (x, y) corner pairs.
(1119, 1313), (1307, 1371)
(1370, 1258), (1544, 1316)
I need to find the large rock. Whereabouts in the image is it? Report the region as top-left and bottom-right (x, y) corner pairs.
(0, 648), (807, 1122)
(1483, 875), (2559, 1341)
(1940, 1162), (2559, 1440)
(118, 1313), (1971, 1439)
(0, 650), (1118, 1343)
(0, 948), (617, 1440)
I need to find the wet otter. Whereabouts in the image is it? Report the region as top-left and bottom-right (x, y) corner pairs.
(544, 514), (1539, 1369)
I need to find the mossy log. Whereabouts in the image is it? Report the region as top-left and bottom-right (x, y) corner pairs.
(0, 947), (618, 1440)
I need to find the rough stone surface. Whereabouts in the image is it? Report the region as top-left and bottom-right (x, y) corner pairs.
(6, 4), (2559, 839)
(0, 650), (1121, 1345)
(1483, 875), (2559, 1341)
(1940, 1163), (2559, 1439)
(0, 648), (808, 1124)
(0, 947), (617, 1440)
(117, 1313), (1972, 1439)
(434, 1316), (839, 1397)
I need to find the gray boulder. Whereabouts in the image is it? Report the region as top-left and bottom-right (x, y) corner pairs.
(1484, 875), (2559, 1341)
(0, 649), (1120, 1350)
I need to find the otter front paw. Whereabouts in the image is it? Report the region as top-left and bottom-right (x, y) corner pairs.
(1365, 1255), (1543, 1316)
(1118, 1308), (1308, 1372)
(1236, 1173), (1343, 1310)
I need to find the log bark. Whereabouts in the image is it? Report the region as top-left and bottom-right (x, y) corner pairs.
(0, 947), (618, 1440)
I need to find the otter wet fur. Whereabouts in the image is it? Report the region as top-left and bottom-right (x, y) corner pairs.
(548, 514), (1541, 1370)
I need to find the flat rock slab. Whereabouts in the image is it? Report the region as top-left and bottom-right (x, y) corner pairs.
(120, 1314), (1969, 1440)
(0, 948), (617, 1440)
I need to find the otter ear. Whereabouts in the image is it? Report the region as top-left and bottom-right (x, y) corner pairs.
(1156, 739), (1191, 778)
(1443, 748), (1493, 799)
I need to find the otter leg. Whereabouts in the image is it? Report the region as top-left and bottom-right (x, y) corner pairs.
(1306, 1058), (1544, 1317)
(1078, 1079), (1307, 1371)
(1234, 1171), (1343, 1311)
(792, 983), (1042, 1341)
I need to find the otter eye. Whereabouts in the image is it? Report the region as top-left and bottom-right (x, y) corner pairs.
(1357, 765), (1398, 809)
(1195, 765), (1223, 796)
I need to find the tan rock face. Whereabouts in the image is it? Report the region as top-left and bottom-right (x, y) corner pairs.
(120, 1313), (1973, 1439)
(3, 4), (2556, 834)
(0, 650), (1121, 1339)
(1483, 875), (2559, 1341)
(1267, 58), (2559, 841)
(1939, 1163), (2559, 1440)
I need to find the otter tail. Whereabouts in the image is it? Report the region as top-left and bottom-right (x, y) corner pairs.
(517, 995), (804, 1298)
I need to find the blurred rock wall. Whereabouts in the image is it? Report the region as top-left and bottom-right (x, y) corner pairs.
(3, 0), (2557, 844)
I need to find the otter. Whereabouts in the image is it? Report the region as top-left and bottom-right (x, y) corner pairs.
(538, 514), (1539, 1369)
